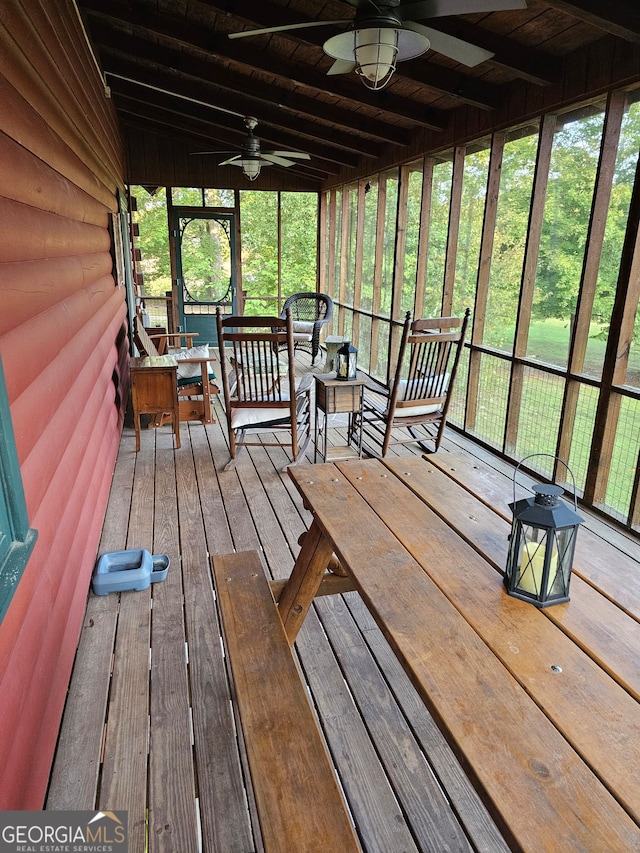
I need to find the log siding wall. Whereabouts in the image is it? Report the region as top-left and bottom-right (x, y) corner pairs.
(0, 0), (127, 806)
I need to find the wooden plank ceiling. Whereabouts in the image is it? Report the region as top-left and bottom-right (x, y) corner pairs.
(77, 0), (640, 187)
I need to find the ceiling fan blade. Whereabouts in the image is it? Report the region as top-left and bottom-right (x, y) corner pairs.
(261, 154), (298, 167)
(190, 150), (237, 156)
(400, 0), (526, 20)
(406, 22), (494, 67)
(327, 59), (357, 76)
(218, 156), (242, 166)
(229, 20), (348, 40)
(266, 151), (311, 160)
(347, 0), (385, 9)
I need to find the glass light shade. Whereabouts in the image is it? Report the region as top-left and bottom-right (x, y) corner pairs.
(355, 28), (398, 87)
(336, 341), (358, 380)
(505, 484), (583, 607)
(324, 27), (430, 91)
(241, 158), (261, 180)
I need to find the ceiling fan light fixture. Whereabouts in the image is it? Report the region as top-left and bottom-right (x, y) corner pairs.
(355, 27), (398, 89)
(325, 25), (430, 91)
(241, 157), (261, 180)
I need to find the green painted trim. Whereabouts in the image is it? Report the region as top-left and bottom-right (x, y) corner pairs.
(0, 532), (37, 622)
(0, 356), (38, 622)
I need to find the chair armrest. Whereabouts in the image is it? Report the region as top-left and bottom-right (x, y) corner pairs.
(175, 353), (216, 364)
(149, 332), (200, 342)
(150, 332), (199, 354)
(362, 374), (389, 395)
(295, 372), (314, 395)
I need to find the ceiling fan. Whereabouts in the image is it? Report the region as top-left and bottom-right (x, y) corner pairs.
(229, 0), (527, 90)
(191, 116), (311, 181)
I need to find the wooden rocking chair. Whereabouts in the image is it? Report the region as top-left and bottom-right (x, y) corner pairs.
(216, 308), (312, 471)
(358, 309), (470, 457)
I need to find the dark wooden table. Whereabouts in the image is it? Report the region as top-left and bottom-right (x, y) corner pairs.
(130, 355), (180, 451)
(280, 457), (640, 853)
(314, 372), (367, 463)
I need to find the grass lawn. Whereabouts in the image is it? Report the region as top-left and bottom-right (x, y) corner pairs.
(452, 328), (640, 523)
(485, 318), (640, 383)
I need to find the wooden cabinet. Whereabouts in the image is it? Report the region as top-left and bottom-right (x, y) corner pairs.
(314, 373), (366, 463)
(130, 356), (180, 450)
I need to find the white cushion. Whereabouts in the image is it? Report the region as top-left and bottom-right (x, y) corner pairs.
(393, 374), (449, 417)
(292, 320), (314, 339)
(175, 345), (214, 380)
(231, 405), (291, 429)
(231, 390), (292, 429)
(230, 374), (311, 429)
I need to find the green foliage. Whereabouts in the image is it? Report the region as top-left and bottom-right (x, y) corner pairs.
(423, 161), (452, 316)
(534, 113), (604, 324)
(130, 186), (171, 295)
(485, 132), (538, 341)
(360, 180), (378, 312)
(380, 172), (398, 317)
(281, 192), (319, 295)
(180, 217), (232, 302)
(131, 185), (318, 309)
(455, 147), (490, 317)
(239, 191), (318, 305)
(240, 190), (278, 300)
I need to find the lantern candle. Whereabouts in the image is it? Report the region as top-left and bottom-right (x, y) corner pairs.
(518, 542), (558, 595)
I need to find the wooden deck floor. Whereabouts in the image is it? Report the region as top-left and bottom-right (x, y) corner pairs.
(46, 363), (640, 852)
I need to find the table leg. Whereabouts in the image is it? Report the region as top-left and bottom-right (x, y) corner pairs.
(276, 520), (336, 642)
(134, 414), (141, 452)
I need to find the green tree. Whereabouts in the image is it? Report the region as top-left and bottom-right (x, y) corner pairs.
(131, 186), (171, 296)
(534, 112), (604, 322)
(281, 192), (319, 295)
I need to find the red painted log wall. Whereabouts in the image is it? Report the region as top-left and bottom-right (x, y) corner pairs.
(0, 0), (128, 806)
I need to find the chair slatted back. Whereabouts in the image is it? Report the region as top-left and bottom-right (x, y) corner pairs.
(133, 316), (160, 358)
(216, 310), (297, 410)
(231, 333), (292, 408)
(389, 312), (469, 414)
(216, 309), (308, 468)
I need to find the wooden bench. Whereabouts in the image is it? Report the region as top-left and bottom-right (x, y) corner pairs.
(211, 550), (362, 853)
(133, 317), (218, 426)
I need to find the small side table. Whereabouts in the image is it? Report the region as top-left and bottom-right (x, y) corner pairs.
(130, 356), (180, 451)
(314, 373), (367, 463)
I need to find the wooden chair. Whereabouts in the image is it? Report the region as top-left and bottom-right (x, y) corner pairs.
(279, 292), (333, 365)
(216, 308), (312, 470)
(358, 309), (470, 457)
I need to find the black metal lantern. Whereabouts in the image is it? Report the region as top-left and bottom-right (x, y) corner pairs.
(505, 456), (583, 607)
(336, 340), (358, 381)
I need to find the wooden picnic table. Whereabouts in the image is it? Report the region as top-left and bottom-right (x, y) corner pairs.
(280, 456), (640, 853)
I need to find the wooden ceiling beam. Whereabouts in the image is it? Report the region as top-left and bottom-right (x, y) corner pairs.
(91, 29), (391, 157)
(541, 1), (640, 43)
(204, 0), (504, 106)
(424, 19), (561, 86)
(117, 101), (331, 178)
(107, 79), (350, 173)
(82, 0), (450, 128)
